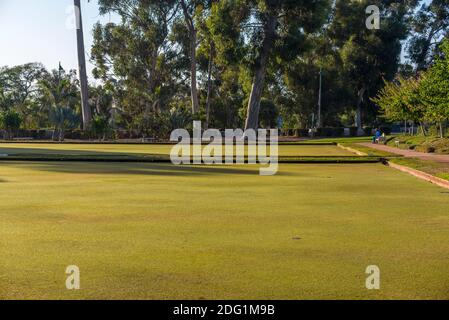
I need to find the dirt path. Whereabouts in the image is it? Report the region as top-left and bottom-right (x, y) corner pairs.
(358, 142), (449, 163)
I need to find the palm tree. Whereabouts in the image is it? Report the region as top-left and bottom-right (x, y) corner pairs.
(74, 0), (92, 129)
(38, 68), (80, 141)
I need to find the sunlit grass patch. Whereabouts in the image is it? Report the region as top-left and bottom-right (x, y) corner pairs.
(1, 162), (449, 299)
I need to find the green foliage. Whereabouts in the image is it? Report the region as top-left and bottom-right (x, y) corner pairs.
(37, 67), (81, 140)
(372, 76), (426, 123)
(388, 134), (449, 154)
(0, 1), (445, 139)
(49, 107), (79, 139)
(240, 97), (278, 129)
(0, 63), (46, 127)
(90, 115), (110, 140)
(92, 1), (181, 122)
(331, 0), (418, 127)
(1, 110), (22, 130)
(0, 110), (22, 139)
(132, 113), (171, 140)
(258, 98), (279, 129)
(420, 39), (449, 125)
(373, 39), (449, 137)
(168, 105), (192, 130)
(408, 0), (449, 71)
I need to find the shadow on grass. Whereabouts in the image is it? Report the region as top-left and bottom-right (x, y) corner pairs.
(0, 146), (147, 157)
(13, 161), (278, 177)
(0, 146), (293, 177)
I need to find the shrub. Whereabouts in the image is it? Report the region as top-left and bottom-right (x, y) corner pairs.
(90, 115), (110, 140)
(0, 110), (22, 139)
(426, 146), (436, 153)
(134, 113), (171, 140)
(169, 106), (192, 131)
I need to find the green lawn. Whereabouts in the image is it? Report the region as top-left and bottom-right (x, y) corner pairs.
(0, 143), (354, 157)
(389, 157), (449, 181)
(341, 143), (401, 157)
(1, 161), (449, 300)
(300, 136), (372, 144)
(386, 135), (449, 154)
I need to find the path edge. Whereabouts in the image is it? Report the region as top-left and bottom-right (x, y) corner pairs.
(385, 160), (449, 190)
(337, 144), (368, 156)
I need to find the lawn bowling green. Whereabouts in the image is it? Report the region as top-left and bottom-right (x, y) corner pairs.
(0, 143), (353, 157)
(1, 143), (449, 299)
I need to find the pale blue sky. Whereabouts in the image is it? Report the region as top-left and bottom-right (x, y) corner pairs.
(0, 0), (118, 80)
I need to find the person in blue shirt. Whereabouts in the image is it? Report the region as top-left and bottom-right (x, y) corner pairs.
(372, 129), (382, 144)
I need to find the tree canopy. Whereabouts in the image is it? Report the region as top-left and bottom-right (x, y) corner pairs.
(1, 0), (448, 140)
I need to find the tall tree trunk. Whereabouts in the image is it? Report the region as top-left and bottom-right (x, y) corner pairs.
(419, 122), (427, 136)
(355, 86), (366, 136)
(74, 0), (92, 130)
(439, 122), (444, 139)
(244, 12), (278, 131)
(205, 44), (214, 129)
(416, 26), (436, 72)
(189, 29), (200, 115)
(317, 68), (323, 128)
(181, 0), (200, 115)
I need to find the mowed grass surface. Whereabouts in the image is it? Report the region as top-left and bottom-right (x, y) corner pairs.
(0, 143), (353, 157)
(1, 162), (449, 299)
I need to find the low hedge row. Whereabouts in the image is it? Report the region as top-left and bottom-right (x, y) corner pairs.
(280, 126), (392, 138)
(0, 154), (383, 164)
(0, 129), (145, 141)
(1, 126), (393, 140)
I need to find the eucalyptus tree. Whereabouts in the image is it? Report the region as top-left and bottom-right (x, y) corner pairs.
(74, 0), (92, 129)
(209, 0), (331, 130)
(276, 33), (351, 129)
(0, 67), (8, 111)
(92, 0), (179, 123)
(331, 0), (419, 134)
(179, 0), (201, 115)
(0, 63), (46, 126)
(197, 3), (217, 128)
(408, 0), (449, 71)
